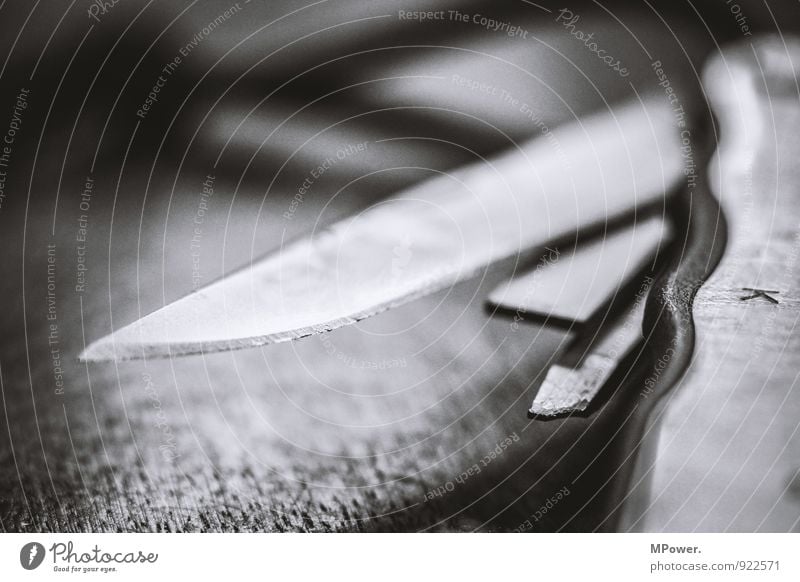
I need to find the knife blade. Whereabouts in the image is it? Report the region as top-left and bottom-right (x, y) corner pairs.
(488, 215), (670, 416)
(81, 98), (683, 361)
(528, 281), (650, 417)
(487, 215), (670, 325)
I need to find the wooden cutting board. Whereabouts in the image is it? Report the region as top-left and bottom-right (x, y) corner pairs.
(621, 38), (800, 532)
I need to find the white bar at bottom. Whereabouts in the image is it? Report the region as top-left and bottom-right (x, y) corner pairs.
(1, 533), (796, 581)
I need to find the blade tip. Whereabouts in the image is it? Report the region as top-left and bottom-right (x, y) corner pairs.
(78, 339), (120, 363)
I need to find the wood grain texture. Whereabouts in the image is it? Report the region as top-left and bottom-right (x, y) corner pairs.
(0, 172), (663, 531)
(622, 38), (800, 532)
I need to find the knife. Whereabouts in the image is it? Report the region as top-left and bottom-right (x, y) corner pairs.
(80, 98), (683, 361)
(488, 215), (672, 416)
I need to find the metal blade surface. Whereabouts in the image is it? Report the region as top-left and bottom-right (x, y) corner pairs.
(488, 215), (670, 324)
(81, 99), (682, 361)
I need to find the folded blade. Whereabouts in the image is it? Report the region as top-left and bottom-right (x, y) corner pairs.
(81, 99), (682, 361)
(487, 215), (670, 416)
(530, 291), (649, 417)
(488, 215), (671, 325)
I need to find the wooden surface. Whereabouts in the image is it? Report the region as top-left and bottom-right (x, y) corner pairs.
(621, 39), (800, 532)
(1, 174), (666, 531)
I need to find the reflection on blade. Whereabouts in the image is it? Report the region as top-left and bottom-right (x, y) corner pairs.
(81, 100), (682, 361)
(488, 215), (670, 325)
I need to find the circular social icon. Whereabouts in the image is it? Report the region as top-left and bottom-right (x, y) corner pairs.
(20, 542), (46, 570)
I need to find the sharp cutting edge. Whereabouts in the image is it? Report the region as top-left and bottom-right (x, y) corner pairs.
(81, 99), (682, 362)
